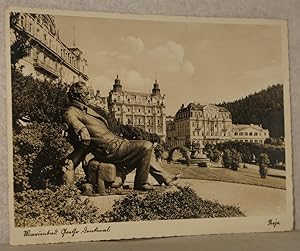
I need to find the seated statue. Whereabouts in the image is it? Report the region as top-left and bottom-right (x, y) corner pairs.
(62, 81), (181, 194)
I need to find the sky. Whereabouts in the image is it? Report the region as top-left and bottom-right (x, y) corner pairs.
(54, 15), (284, 116)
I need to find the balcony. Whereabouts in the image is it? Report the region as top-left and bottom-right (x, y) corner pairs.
(33, 60), (60, 79)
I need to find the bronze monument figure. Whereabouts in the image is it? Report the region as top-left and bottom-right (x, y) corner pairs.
(62, 81), (181, 194)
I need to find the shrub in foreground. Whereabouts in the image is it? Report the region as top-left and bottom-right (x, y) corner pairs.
(14, 185), (103, 227)
(103, 186), (245, 222)
(13, 122), (72, 192)
(15, 185), (245, 227)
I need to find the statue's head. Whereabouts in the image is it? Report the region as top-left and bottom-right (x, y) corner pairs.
(68, 81), (91, 105)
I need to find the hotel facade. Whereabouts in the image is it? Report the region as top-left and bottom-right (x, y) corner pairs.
(11, 13), (88, 84)
(107, 76), (167, 141)
(166, 102), (270, 147)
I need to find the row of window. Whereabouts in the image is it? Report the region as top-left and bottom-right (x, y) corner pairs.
(236, 139), (264, 143)
(192, 131), (229, 137)
(114, 95), (162, 105)
(116, 106), (161, 114)
(116, 117), (161, 125)
(192, 121), (228, 129)
(234, 131), (267, 136)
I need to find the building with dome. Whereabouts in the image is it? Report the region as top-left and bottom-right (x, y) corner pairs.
(10, 13), (88, 84)
(107, 76), (167, 141)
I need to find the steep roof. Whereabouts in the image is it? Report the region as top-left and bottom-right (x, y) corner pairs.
(232, 124), (266, 131)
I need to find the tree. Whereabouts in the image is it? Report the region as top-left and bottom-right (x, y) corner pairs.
(219, 84), (284, 137)
(211, 149), (222, 163)
(258, 153), (270, 178)
(230, 149), (242, 171)
(223, 149), (232, 168)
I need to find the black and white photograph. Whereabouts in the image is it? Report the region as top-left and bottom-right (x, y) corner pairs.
(6, 7), (293, 245)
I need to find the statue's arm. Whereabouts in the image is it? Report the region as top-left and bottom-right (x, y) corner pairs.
(64, 108), (91, 146)
(63, 108), (87, 134)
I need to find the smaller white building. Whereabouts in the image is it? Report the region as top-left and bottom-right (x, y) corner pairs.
(231, 124), (269, 144)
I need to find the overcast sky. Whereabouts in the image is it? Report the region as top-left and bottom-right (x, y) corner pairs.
(54, 15), (283, 116)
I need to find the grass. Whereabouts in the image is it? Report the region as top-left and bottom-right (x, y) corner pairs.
(161, 153), (286, 190)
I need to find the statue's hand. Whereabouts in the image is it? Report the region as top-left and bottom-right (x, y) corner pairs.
(78, 127), (91, 145)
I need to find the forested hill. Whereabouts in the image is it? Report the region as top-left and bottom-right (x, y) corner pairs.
(219, 84), (284, 138)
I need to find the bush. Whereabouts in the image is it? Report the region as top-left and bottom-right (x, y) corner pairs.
(211, 149), (222, 162)
(222, 148), (242, 170)
(230, 149), (242, 171)
(258, 153), (270, 178)
(15, 185), (245, 227)
(216, 141), (285, 167)
(13, 122), (72, 192)
(206, 148), (222, 163)
(12, 71), (69, 125)
(14, 185), (103, 227)
(103, 186), (245, 222)
(223, 149), (232, 168)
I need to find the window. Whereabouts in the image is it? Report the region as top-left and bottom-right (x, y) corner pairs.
(138, 109), (141, 112)
(138, 119), (141, 124)
(254, 132), (258, 136)
(239, 132), (243, 135)
(234, 132), (238, 136)
(148, 110), (151, 113)
(249, 132), (253, 136)
(128, 98), (130, 102)
(117, 108), (120, 111)
(158, 110), (160, 113)
(148, 119), (151, 125)
(245, 132), (248, 136)
(128, 109), (130, 112)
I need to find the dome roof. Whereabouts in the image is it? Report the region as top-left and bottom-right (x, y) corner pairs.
(38, 14), (57, 36)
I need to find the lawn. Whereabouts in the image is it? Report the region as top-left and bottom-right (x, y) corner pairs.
(161, 161), (286, 190)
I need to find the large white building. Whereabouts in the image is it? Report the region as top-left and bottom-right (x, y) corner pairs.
(166, 102), (270, 147)
(166, 103), (232, 147)
(108, 76), (167, 141)
(11, 13), (88, 84)
(231, 124), (269, 144)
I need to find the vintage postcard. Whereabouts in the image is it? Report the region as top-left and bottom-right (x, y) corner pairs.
(6, 7), (293, 245)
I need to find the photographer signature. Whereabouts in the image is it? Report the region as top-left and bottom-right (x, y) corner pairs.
(267, 219), (280, 228)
